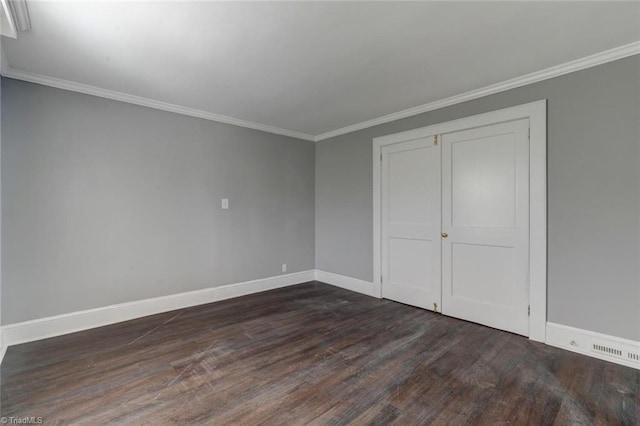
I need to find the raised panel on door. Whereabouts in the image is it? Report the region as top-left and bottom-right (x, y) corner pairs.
(441, 119), (530, 336)
(381, 137), (441, 311)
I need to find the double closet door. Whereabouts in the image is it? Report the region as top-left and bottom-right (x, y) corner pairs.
(380, 119), (530, 336)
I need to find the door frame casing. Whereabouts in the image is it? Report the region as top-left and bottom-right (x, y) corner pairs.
(372, 100), (547, 342)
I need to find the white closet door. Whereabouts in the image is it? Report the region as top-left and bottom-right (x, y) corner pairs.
(381, 137), (441, 311)
(441, 119), (530, 336)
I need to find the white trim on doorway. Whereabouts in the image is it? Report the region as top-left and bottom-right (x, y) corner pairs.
(316, 43), (638, 141)
(372, 100), (547, 342)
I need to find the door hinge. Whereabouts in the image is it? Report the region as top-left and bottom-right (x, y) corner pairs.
(528, 128), (530, 140)
(528, 305), (530, 316)
(380, 274), (383, 283)
(434, 135), (438, 145)
(380, 153), (383, 161)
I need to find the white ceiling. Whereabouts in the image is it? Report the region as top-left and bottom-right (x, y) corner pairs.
(1, 1), (639, 139)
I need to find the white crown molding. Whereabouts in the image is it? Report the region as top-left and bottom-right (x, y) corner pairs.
(8, 0), (31, 32)
(0, 42), (638, 142)
(0, 0), (17, 38)
(314, 41), (640, 141)
(0, 66), (316, 142)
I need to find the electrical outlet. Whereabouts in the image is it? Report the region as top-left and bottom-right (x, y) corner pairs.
(221, 198), (229, 209)
(282, 264), (287, 273)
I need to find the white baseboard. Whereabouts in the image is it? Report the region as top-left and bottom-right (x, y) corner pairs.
(0, 329), (6, 365)
(5, 273), (638, 374)
(0, 270), (315, 349)
(315, 270), (379, 298)
(546, 322), (640, 370)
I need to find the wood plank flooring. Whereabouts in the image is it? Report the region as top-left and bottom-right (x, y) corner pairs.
(1, 282), (638, 425)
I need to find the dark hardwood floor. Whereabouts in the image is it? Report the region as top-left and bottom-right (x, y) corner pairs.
(1, 282), (637, 425)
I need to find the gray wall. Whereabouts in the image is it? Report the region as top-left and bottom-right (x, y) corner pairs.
(2, 78), (315, 324)
(316, 56), (640, 341)
(2, 57), (639, 342)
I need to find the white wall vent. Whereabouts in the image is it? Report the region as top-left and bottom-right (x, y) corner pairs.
(546, 323), (640, 370)
(592, 343), (623, 358)
(591, 342), (640, 365)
